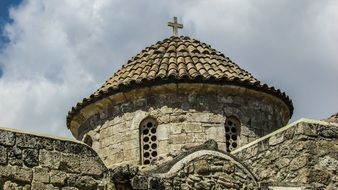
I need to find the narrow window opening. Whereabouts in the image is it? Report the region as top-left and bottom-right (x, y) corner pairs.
(225, 116), (240, 152)
(140, 117), (158, 165)
(83, 135), (93, 147)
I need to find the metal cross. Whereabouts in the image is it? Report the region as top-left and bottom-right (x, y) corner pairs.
(168, 17), (183, 36)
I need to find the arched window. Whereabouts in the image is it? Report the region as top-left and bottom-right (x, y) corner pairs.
(83, 135), (93, 147)
(140, 117), (158, 165)
(225, 116), (240, 152)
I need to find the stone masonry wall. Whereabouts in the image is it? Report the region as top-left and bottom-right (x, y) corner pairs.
(0, 127), (110, 190)
(79, 87), (288, 168)
(232, 119), (338, 189)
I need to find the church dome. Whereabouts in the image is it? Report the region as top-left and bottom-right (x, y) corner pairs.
(67, 36), (293, 127)
(67, 36), (293, 129)
(67, 35), (294, 167)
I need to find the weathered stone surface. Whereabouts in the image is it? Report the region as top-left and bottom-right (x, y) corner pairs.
(16, 134), (40, 148)
(0, 165), (14, 177)
(3, 181), (17, 190)
(76, 88), (289, 167)
(39, 150), (61, 169)
(0, 131), (15, 146)
(0, 145), (7, 164)
(50, 170), (67, 184)
(234, 120), (338, 189)
(33, 167), (50, 183)
(31, 182), (58, 190)
(67, 175), (98, 189)
(13, 167), (33, 182)
(60, 154), (80, 173)
(0, 128), (110, 189)
(80, 157), (105, 176)
(8, 147), (22, 166)
(289, 155), (309, 171)
(23, 149), (39, 167)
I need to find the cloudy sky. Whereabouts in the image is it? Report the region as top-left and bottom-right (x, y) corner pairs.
(0, 0), (337, 138)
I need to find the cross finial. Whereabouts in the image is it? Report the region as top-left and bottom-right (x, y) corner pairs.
(168, 17), (183, 36)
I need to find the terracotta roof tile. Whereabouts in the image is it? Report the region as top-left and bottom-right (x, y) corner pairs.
(67, 36), (293, 127)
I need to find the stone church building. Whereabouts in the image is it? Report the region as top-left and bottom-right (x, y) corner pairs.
(0, 18), (337, 189)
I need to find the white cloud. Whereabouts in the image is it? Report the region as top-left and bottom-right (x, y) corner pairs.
(0, 0), (337, 138)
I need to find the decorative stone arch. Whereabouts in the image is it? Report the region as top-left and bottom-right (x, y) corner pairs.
(225, 115), (241, 152)
(139, 116), (158, 165)
(153, 148), (258, 189)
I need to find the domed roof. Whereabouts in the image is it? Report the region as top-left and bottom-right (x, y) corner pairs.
(67, 36), (293, 127)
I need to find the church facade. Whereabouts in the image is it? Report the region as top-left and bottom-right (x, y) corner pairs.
(0, 18), (337, 189)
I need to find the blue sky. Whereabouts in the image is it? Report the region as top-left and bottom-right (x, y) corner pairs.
(0, 0), (22, 47)
(0, 0), (337, 138)
(0, 0), (22, 77)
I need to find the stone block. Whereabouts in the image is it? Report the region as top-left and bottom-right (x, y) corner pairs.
(60, 154), (80, 173)
(318, 125), (338, 138)
(67, 175), (98, 189)
(110, 152), (125, 164)
(289, 155), (309, 171)
(0, 145), (7, 164)
(0, 165), (13, 177)
(50, 170), (67, 184)
(8, 147), (23, 166)
(209, 114), (225, 123)
(169, 144), (183, 153)
(3, 181), (21, 190)
(187, 113), (210, 123)
(205, 127), (225, 141)
(276, 157), (290, 169)
(307, 169), (331, 185)
(184, 123), (203, 133)
(16, 134), (40, 148)
(157, 124), (169, 140)
(295, 123), (318, 137)
(122, 139), (139, 150)
(99, 127), (112, 139)
(170, 124), (184, 134)
(33, 167), (50, 183)
(157, 140), (169, 155)
(80, 157), (105, 176)
(192, 133), (206, 143)
(39, 150), (61, 169)
(268, 134), (284, 146)
(169, 134), (187, 144)
(0, 130), (15, 146)
(23, 149), (39, 167)
(113, 123), (127, 134)
(13, 166), (33, 182)
(54, 141), (85, 155)
(31, 182), (58, 190)
(158, 114), (170, 124)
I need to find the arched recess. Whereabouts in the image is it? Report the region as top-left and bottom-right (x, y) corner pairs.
(139, 117), (158, 165)
(153, 149), (258, 189)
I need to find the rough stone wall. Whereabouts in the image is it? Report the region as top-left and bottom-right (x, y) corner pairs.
(233, 119), (338, 189)
(0, 127), (110, 190)
(80, 87), (288, 167)
(106, 141), (258, 190)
